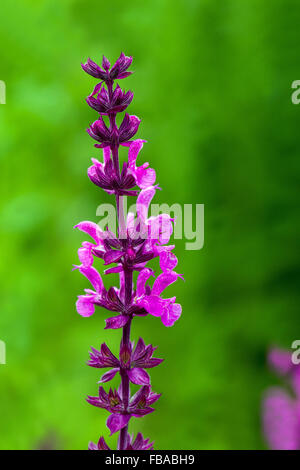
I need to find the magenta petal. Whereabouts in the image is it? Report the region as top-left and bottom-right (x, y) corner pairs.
(76, 295), (95, 317)
(88, 441), (98, 450)
(159, 251), (178, 272)
(105, 315), (129, 329)
(128, 139), (145, 168)
(103, 147), (111, 164)
(136, 268), (154, 297)
(79, 265), (103, 293)
(127, 368), (150, 385)
(148, 214), (173, 243)
(136, 165), (156, 189)
(130, 408), (154, 417)
(107, 414), (130, 435)
(99, 368), (119, 383)
(132, 337), (146, 359)
(128, 115), (141, 136)
(104, 250), (124, 265)
(104, 266), (123, 275)
(161, 302), (182, 327)
(78, 242), (93, 267)
(136, 186), (156, 221)
(88, 81), (103, 98)
(97, 436), (110, 450)
(74, 221), (105, 244)
(263, 388), (299, 450)
(142, 295), (165, 317)
(87, 163), (101, 185)
(118, 71), (132, 79)
(147, 391), (161, 405)
(152, 271), (178, 296)
(292, 371), (300, 398)
(88, 436), (110, 450)
(268, 348), (293, 376)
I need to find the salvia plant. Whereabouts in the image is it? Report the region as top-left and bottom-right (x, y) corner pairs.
(74, 53), (183, 450)
(262, 347), (300, 450)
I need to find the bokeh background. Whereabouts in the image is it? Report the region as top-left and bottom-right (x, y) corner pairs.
(0, 0), (299, 450)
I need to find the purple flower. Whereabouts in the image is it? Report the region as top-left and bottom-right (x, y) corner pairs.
(87, 114), (140, 148)
(109, 53), (133, 80)
(135, 269), (182, 327)
(124, 432), (154, 450)
(87, 117), (111, 148)
(88, 432), (154, 450)
(88, 338), (163, 386)
(74, 265), (105, 317)
(87, 385), (160, 435)
(88, 156), (138, 196)
(74, 189), (177, 277)
(262, 347), (300, 449)
(127, 139), (156, 189)
(87, 84), (133, 115)
(75, 52), (183, 450)
(88, 436), (110, 450)
(88, 342), (119, 369)
(268, 347), (295, 376)
(82, 53), (133, 82)
(74, 220), (106, 267)
(74, 265), (127, 318)
(119, 114), (141, 145)
(129, 385), (161, 417)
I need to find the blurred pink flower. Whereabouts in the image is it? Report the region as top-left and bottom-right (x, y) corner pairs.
(262, 347), (300, 449)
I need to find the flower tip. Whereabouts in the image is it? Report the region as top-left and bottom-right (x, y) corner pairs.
(102, 55), (110, 70)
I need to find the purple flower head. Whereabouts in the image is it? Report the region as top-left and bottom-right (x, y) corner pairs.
(87, 84), (134, 115)
(86, 386), (123, 413)
(87, 117), (111, 148)
(87, 384), (160, 435)
(74, 263), (128, 318)
(82, 53), (133, 82)
(262, 347), (300, 449)
(88, 157), (138, 196)
(74, 189), (177, 281)
(128, 385), (161, 417)
(88, 338), (163, 386)
(75, 53), (183, 449)
(87, 114), (140, 149)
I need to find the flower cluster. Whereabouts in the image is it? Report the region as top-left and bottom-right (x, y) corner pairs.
(262, 347), (300, 450)
(74, 53), (183, 450)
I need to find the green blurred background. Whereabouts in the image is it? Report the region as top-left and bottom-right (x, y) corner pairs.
(0, 0), (299, 450)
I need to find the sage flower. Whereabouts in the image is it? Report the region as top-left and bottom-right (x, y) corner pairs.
(74, 52), (183, 450)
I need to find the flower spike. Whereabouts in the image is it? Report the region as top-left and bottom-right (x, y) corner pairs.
(75, 52), (183, 450)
